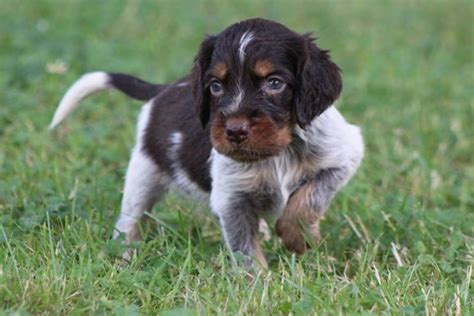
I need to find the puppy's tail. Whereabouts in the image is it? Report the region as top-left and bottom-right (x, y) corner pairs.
(49, 71), (164, 129)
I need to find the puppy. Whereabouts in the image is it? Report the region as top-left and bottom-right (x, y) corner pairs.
(50, 18), (364, 268)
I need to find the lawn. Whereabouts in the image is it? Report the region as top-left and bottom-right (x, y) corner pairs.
(0, 0), (473, 314)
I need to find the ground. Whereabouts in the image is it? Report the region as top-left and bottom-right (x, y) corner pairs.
(0, 0), (472, 314)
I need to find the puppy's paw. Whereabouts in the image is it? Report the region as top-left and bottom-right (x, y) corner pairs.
(112, 226), (141, 265)
(275, 215), (320, 255)
(121, 248), (135, 263)
(258, 219), (271, 241)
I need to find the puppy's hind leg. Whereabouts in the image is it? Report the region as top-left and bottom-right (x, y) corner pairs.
(112, 146), (168, 261)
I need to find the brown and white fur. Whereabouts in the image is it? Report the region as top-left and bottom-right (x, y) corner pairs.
(50, 19), (364, 268)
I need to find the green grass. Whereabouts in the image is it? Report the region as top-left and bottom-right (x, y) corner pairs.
(1, 0), (473, 314)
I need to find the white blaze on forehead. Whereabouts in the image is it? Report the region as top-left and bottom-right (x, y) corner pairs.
(224, 31), (253, 114)
(229, 87), (244, 111)
(223, 87), (244, 115)
(238, 31), (254, 64)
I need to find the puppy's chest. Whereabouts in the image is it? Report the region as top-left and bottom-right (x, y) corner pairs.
(254, 155), (315, 211)
(213, 150), (319, 217)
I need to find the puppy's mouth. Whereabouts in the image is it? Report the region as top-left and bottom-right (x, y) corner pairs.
(210, 114), (292, 163)
(219, 146), (277, 163)
(212, 137), (289, 163)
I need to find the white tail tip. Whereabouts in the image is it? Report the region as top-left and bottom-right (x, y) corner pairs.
(49, 71), (111, 130)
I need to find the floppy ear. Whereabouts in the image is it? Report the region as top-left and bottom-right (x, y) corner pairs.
(192, 35), (217, 128)
(294, 35), (342, 128)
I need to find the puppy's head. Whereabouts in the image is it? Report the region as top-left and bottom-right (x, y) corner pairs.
(192, 18), (342, 163)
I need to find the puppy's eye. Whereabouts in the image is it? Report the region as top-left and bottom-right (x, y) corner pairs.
(265, 76), (285, 91)
(210, 80), (223, 96)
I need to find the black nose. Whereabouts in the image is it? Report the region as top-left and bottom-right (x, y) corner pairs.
(225, 118), (250, 144)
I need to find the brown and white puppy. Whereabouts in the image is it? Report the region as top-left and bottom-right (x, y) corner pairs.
(50, 18), (364, 268)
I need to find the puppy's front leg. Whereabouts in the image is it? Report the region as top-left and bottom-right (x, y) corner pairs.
(275, 184), (321, 255)
(276, 167), (349, 254)
(217, 205), (268, 269)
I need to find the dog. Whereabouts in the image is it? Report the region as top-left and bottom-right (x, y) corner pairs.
(50, 18), (364, 268)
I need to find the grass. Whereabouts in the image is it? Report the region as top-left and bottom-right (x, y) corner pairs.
(0, 0), (473, 314)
